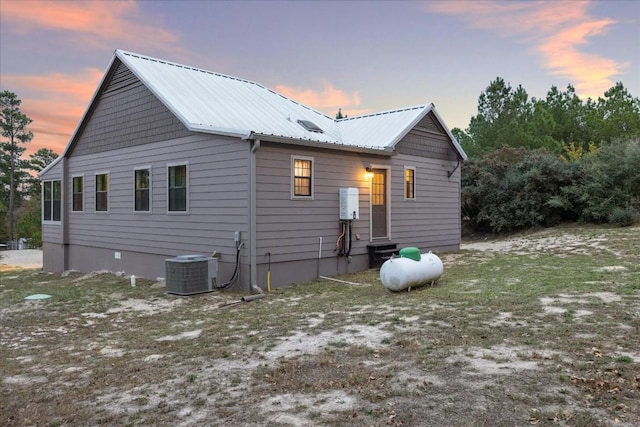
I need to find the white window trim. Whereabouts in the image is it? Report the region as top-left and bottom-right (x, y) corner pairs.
(291, 155), (314, 200)
(71, 174), (84, 213)
(42, 179), (62, 224)
(404, 166), (416, 200)
(133, 165), (152, 214)
(95, 171), (110, 214)
(167, 161), (189, 214)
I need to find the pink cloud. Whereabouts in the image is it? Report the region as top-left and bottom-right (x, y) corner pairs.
(275, 82), (365, 117)
(2, 69), (103, 155)
(1, 0), (180, 52)
(423, 0), (624, 97)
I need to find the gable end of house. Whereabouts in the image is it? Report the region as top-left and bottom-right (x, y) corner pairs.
(68, 59), (192, 157)
(395, 111), (460, 161)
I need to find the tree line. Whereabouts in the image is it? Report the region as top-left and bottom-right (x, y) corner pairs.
(1, 91), (58, 246)
(456, 78), (640, 233)
(2, 78), (639, 246)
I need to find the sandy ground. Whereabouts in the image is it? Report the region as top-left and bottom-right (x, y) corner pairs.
(0, 250), (43, 271)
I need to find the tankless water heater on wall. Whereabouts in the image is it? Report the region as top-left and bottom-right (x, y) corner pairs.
(339, 187), (359, 220)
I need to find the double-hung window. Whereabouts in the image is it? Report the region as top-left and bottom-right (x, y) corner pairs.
(404, 166), (416, 200)
(134, 167), (151, 212)
(292, 156), (313, 199)
(168, 163), (188, 212)
(72, 175), (83, 212)
(95, 173), (109, 212)
(43, 180), (61, 221)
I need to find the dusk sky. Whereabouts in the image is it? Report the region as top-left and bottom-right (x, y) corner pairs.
(1, 0), (638, 156)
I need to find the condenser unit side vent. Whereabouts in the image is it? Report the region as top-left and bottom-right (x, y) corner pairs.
(165, 255), (217, 296)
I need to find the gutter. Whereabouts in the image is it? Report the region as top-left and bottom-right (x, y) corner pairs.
(245, 132), (393, 155)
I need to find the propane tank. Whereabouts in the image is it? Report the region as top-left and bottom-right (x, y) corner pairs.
(380, 250), (443, 291)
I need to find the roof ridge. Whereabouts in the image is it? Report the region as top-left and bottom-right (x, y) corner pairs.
(117, 49), (264, 87)
(117, 49), (333, 121)
(338, 104), (430, 121)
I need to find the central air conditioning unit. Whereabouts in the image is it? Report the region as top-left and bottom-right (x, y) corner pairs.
(165, 255), (217, 295)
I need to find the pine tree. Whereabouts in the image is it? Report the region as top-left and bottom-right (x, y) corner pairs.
(1, 91), (33, 242)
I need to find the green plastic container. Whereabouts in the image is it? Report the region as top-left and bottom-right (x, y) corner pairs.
(399, 247), (421, 261)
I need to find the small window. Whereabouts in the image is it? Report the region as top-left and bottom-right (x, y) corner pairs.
(168, 163), (188, 212)
(292, 156), (313, 198)
(43, 181), (52, 220)
(43, 180), (61, 221)
(53, 181), (61, 220)
(134, 167), (151, 212)
(405, 167), (415, 199)
(95, 173), (109, 212)
(72, 176), (83, 212)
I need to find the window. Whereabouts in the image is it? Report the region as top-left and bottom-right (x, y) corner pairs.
(95, 173), (109, 212)
(292, 156), (313, 198)
(72, 176), (83, 212)
(168, 163), (188, 212)
(43, 180), (61, 221)
(404, 167), (415, 199)
(134, 167), (151, 212)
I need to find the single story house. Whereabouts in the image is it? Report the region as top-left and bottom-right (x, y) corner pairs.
(40, 50), (467, 292)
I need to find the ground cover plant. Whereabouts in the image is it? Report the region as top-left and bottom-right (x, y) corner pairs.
(1, 225), (639, 426)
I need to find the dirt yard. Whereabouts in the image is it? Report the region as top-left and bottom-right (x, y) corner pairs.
(0, 249), (42, 270)
(1, 225), (639, 426)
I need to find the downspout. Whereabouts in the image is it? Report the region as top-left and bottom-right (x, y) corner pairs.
(249, 138), (262, 294)
(62, 156), (69, 271)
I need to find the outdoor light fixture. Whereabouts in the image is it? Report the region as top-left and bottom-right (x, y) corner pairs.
(365, 165), (374, 180)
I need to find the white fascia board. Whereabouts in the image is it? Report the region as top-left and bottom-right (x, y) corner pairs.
(38, 155), (63, 177)
(188, 123), (251, 139)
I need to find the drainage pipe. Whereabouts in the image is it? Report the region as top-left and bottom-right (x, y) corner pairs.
(241, 293), (267, 302)
(317, 236), (322, 278)
(319, 276), (369, 286)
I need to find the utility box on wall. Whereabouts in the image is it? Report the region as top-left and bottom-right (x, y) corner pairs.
(339, 187), (359, 220)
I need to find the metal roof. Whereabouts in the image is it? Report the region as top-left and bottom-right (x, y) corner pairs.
(43, 49), (466, 173)
(117, 50), (466, 159)
(118, 51), (342, 144)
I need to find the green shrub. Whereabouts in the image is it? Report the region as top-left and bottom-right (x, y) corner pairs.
(461, 139), (640, 233)
(461, 146), (578, 233)
(608, 207), (637, 227)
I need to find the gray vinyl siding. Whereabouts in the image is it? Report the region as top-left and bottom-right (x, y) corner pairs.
(65, 134), (249, 279)
(389, 153), (461, 251)
(390, 114), (462, 251)
(255, 142), (377, 264)
(70, 60), (191, 156)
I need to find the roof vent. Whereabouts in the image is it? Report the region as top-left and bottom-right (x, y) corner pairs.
(297, 120), (324, 133)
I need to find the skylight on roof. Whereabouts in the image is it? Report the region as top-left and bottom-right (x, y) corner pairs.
(297, 120), (324, 133)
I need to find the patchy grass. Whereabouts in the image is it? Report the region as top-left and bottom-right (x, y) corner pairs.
(1, 225), (639, 426)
